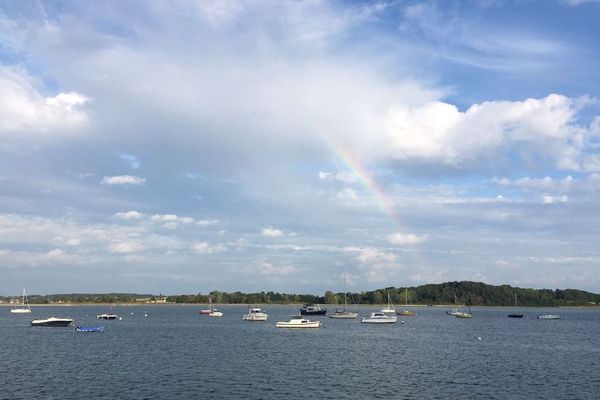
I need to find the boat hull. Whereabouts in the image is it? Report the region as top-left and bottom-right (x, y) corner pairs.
(396, 310), (416, 316)
(537, 314), (560, 320)
(507, 314), (524, 318)
(31, 318), (73, 327)
(361, 317), (397, 324)
(276, 318), (321, 328)
(300, 310), (327, 315)
(243, 315), (268, 321)
(9, 308), (32, 314)
(329, 312), (358, 319)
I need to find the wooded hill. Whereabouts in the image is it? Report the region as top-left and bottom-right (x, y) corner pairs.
(169, 281), (599, 307)
(2, 282), (598, 306)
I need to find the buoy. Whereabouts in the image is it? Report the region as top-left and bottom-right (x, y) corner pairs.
(477, 337), (482, 341)
(118, 317), (122, 320)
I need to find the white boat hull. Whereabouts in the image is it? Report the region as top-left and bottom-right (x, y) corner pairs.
(243, 314), (268, 321)
(10, 308), (32, 314)
(329, 312), (358, 319)
(276, 319), (321, 328)
(361, 317), (397, 324)
(31, 317), (73, 327)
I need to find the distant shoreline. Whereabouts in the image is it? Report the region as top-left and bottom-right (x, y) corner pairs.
(1, 303), (597, 308)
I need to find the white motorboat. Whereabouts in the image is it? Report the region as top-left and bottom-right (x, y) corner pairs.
(97, 313), (119, 320)
(361, 312), (397, 324)
(537, 314), (560, 320)
(9, 289), (32, 314)
(242, 307), (268, 321)
(31, 317), (74, 327)
(276, 315), (321, 328)
(209, 310), (223, 317)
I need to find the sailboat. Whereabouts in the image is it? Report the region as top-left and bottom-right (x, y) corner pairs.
(9, 289), (32, 314)
(380, 291), (396, 314)
(507, 291), (524, 318)
(448, 293), (471, 318)
(396, 287), (416, 316)
(207, 297), (223, 317)
(329, 275), (358, 319)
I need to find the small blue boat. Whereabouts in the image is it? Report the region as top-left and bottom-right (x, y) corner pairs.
(75, 326), (104, 333)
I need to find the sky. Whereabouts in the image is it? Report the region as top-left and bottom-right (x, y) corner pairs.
(2, 0), (600, 295)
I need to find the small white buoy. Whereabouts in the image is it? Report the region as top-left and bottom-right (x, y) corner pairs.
(119, 317), (122, 320)
(477, 337), (482, 341)
(130, 312), (134, 315)
(144, 313), (148, 317)
(401, 320), (405, 324)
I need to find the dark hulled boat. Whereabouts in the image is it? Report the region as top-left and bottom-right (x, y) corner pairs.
(300, 304), (327, 315)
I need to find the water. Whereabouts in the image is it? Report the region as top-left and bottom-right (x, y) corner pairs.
(1, 305), (599, 399)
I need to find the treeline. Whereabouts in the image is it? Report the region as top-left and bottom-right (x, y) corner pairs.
(2, 282), (599, 306)
(0, 293), (155, 304)
(170, 281), (599, 307)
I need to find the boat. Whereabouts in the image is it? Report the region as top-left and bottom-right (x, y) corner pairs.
(242, 307), (268, 321)
(96, 313), (119, 320)
(329, 275), (358, 319)
(396, 288), (416, 316)
(276, 315), (321, 328)
(537, 314), (560, 320)
(507, 291), (524, 318)
(361, 312), (397, 324)
(199, 296), (222, 316)
(31, 317), (74, 327)
(300, 303), (327, 315)
(380, 291), (396, 314)
(9, 289), (32, 314)
(75, 326), (104, 333)
(448, 293), (472, 318)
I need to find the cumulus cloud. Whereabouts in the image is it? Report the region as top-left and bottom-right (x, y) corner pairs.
(192, 241), (226, 254)
(387, 232), (427, 245)
(101, 175), (146, 185)
(0, 66), (89, 134)
(384, 94), (594, 171)
(261, 227), (285, 237)
(115, 210), (143, 220)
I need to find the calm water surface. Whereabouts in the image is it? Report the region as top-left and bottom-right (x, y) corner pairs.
(1, 305), (599, 399)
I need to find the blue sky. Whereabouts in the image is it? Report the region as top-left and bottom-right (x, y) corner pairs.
(2, 0), (600, 295)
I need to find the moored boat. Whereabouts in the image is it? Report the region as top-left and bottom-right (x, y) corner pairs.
(9, 289), (32, 314)
(243, 307), (268, 321)
(507, 292), (523, 318)
(300, 303), (327, 315)
(31, 317), (74, 327)
(537, 314), (560, 320)
(97, 313), (119, 320)
(361, 312), (397, 324)
(276, 315), (321, 328)
(329, 309), (358, 319)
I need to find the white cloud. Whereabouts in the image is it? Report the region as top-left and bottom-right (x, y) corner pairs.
(251, 262), (297, 277)
(387, 232), (427, 245)
(192, 241), (226, 254)
(46, 248), (64, 258)
(356, 248), (398, 264)
(101, 175), (146, 185)
(151, 214), (179, 222)
(261, 227), (284, 237)
(115, 210), (143, 220)
(0, 66), (89, 134)
(108, 242), (144, 254)
(542, 195), (568, 204)
(197, 219), (219, 226)
(318, 171), (332, 180)
(384, 94), (593, 170)
(65, 238), (81, 246)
